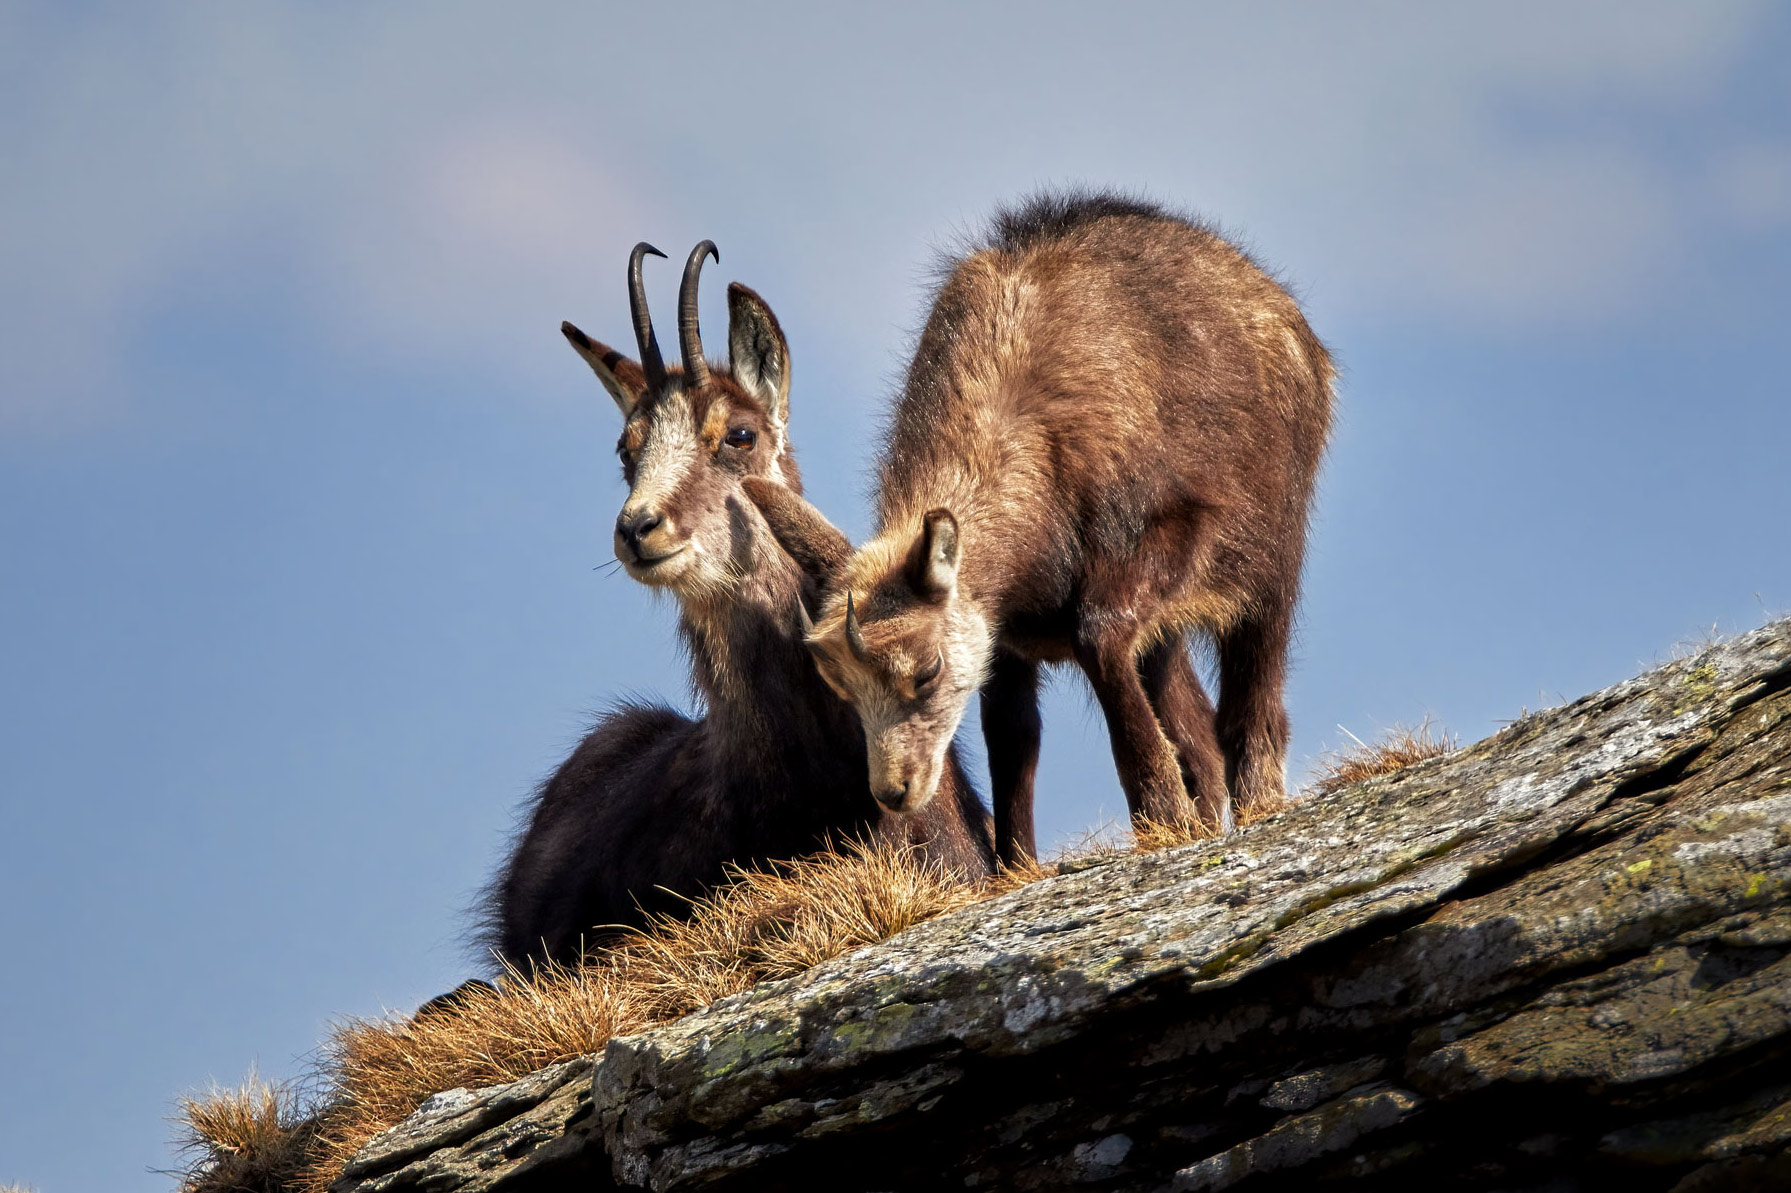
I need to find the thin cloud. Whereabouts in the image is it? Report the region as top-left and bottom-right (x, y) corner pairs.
(0, 1), (1778, 434)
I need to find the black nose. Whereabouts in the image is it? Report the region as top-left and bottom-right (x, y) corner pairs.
(616, 509), (663, 555)
(873, 782), (909, 812)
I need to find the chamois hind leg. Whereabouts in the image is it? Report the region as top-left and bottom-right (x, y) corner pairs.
(1215, 605), (1293, 822)
(1138, 634), (1230, 834)
(981, 650), (1042, 866)
(1074, 619), (1197, 830)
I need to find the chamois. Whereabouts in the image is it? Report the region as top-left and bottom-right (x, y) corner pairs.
(483, 242), (994, 969)
(750, 193), (1333, 863)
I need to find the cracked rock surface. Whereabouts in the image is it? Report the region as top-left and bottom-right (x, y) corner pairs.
(336, 619), (1791, 1192)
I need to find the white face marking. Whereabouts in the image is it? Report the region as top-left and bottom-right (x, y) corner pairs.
(614, 383), (777, 599)
(622, 388), (696, 521)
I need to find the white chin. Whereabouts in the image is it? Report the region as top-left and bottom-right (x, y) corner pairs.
(625, 550), (691, 587)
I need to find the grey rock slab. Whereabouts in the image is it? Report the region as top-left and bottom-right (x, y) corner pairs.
(334, 1057), (597, 1191)
(1169, 1083), (1422, 1192)
(1257, 1056), (1387, 1113)
(593, 622), (1791, 1189)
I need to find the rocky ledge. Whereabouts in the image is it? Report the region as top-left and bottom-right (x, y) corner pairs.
(338, 620), (1791, 1192)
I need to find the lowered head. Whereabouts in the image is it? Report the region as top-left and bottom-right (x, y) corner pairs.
(745, 482), (994, 814)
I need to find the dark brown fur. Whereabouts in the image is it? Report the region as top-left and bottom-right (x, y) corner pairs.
(482, 249), (992, 968)
(752, 194), (1333, 863)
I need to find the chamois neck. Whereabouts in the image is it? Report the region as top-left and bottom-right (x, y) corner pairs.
(873, 413), (1060, 611)
(675, 542), (854, 756)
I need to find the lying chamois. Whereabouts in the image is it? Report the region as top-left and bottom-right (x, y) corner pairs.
(483, 242), (994, 969)
(749, 193), (1333, 863)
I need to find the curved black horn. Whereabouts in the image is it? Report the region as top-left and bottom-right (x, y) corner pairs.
(679, 240), (719, 389)
(844, 592), (870, 662)
(628, 242), (668, 389)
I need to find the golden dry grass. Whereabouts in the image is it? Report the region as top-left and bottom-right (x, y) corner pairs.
(174, 1073), (316, 1193)
(620, 839), (988, 1020)
(180, 840), (1014, 1193)
(1126, 784), (1295, 852)
(1309, 723), (1454, 797)
(1127, 799), (1270, 852)
(180, 779), (1331, 1193)
(307, 959), (643, 1189)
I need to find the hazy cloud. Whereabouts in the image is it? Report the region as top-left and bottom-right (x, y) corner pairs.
(0, 0), (1778, 433)
(312, 121), (640, 389)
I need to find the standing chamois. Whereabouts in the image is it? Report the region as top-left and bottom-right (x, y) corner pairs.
(749, 193), (1333, 864)
(482, 242), (994, 970)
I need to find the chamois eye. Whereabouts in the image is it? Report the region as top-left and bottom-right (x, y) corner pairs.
(914, 650), (943, 691)
(724, 427), (756, 450)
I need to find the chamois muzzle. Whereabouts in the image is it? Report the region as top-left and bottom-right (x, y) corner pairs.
(615, 508), (667, 561)
(872, 780), (910, 812)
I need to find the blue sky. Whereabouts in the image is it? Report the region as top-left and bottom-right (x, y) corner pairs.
(2, 3), (1788, 1189)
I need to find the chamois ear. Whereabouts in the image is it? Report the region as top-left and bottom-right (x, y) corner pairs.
(909, 508), (960, 600)
(562, 322), (647, 417)
(743, 477), (850, 590)
(726, 283), (790, 428)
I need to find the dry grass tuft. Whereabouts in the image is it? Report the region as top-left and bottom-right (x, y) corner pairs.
(1670, 621), (1727, 661)
(622, 839), (986, 1019)
(1236, 792), (1291, 828)
(1130, 789), (1295, 851)
(1043, 817), (1134, 862)
(1132, 813), (1226, 852)
(175, 1074), (317, 1193)
(1310, 722), (1454, 797)
(289, 840), (992, 1188)
(306, 959), (644, 1188)
(983, 853), (1060, 895)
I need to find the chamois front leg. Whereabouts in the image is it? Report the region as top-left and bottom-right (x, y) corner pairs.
(1075, 620), (1197, 829)
(1138, 635), (1231, 833)
(981, 649), (1042, 866)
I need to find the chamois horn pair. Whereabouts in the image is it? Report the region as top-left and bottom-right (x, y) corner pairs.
(626, 239), (719, 391)
(795, 590), (872, 664)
